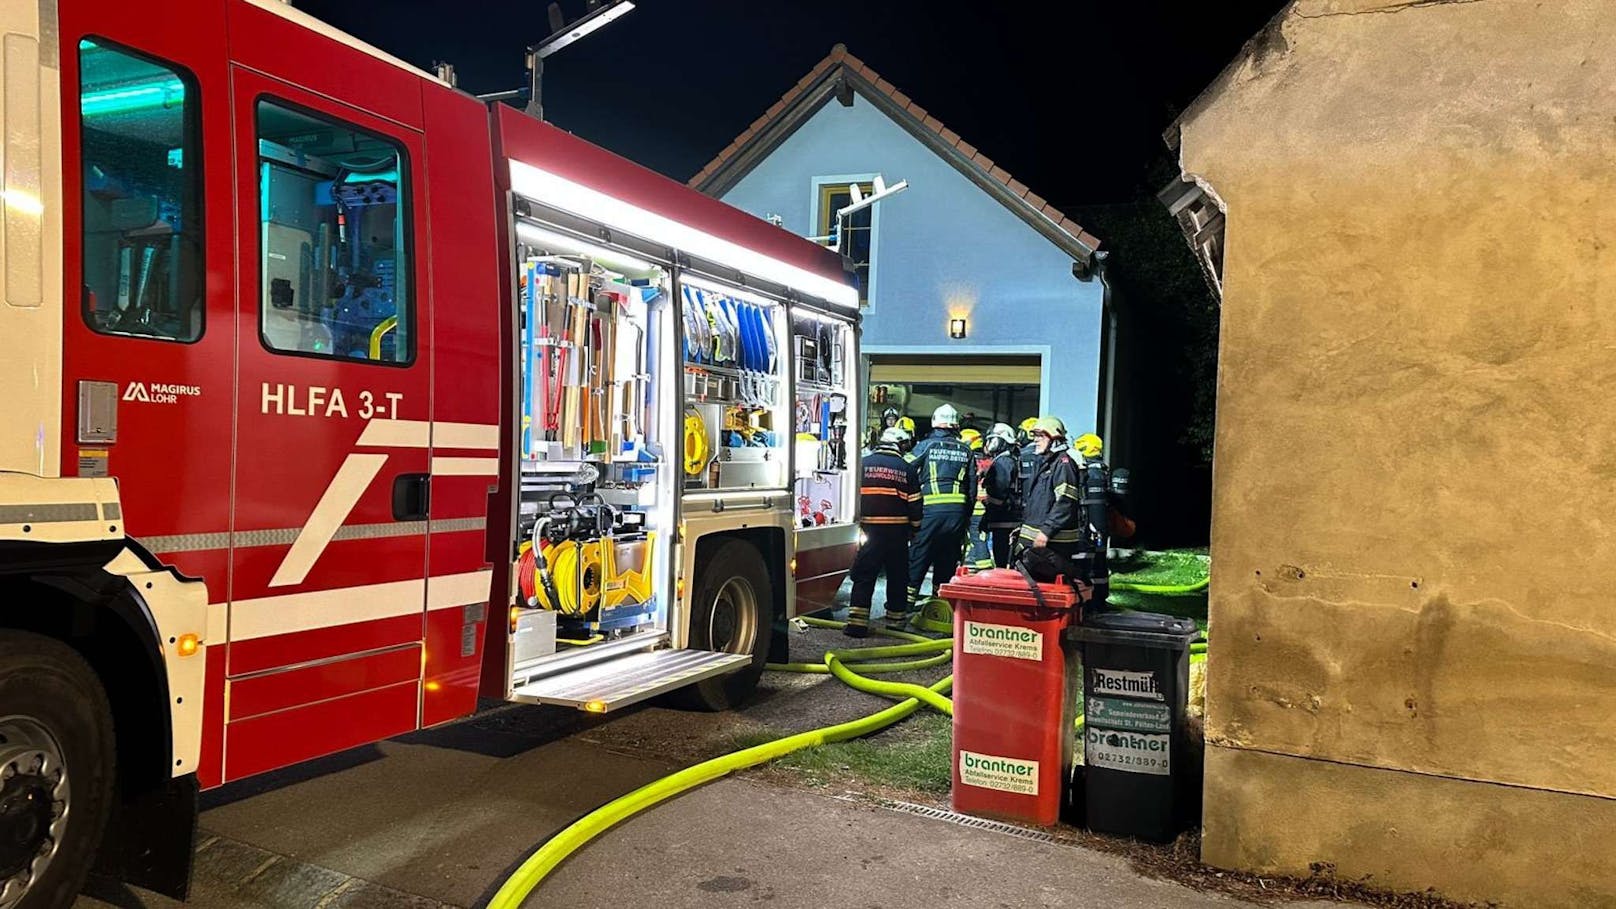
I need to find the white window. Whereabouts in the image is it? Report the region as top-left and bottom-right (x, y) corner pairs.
(810, 175), (881, 307)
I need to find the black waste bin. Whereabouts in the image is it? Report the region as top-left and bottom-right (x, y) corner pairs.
(1070, 611), (1199, 842)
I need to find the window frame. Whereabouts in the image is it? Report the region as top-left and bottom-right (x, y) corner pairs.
(77, 35), (206, 345)
(809, 174), (881, 308)
(251, 94), (418, 368)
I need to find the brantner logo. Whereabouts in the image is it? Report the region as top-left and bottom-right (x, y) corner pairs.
(123, 382), (201, 404)
(1091, 668), (1164, 701)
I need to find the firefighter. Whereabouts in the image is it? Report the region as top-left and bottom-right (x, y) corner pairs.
(1072, 432), (1114, 604)
(905, 404), (976, 625)
(846, 426), (922, 637)
(895, 416), (918, 457)
(963, 428), (995, 570)
(1017, 415), (1083, 566)
(979, 422), (1021, 568)
(869, 406), (902, 450)
(1016, 416), (1039, 522)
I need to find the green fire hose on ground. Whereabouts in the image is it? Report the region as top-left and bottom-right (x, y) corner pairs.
(487, 591), (1208, 906)
(485, 619), (957, 908)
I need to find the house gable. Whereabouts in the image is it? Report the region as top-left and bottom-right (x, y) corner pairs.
(689, 45), (1100, 267)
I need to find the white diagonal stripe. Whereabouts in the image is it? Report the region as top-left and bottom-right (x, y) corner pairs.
(269, 454), (388, 588)
(356, 419), (431, 448)
(432, 456), (500, 477)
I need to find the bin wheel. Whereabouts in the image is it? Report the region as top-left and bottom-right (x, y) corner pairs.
(0, 630), (116, 909)
(667, 540), (772, 711)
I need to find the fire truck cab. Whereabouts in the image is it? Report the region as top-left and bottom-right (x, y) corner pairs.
(0, 1), (860, 904)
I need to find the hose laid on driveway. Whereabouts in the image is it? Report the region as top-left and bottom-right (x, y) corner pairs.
(486, 620), (955, 909)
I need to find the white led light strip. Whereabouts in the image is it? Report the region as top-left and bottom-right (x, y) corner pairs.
(510, 160), (858, 310)
(515, 222), (655, 272)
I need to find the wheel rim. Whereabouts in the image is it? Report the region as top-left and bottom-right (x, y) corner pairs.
(0, 717), (70, 909)
(707, 575), (759, 656)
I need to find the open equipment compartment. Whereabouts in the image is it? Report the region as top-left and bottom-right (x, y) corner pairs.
(506, 212), (679, 683)
(677, 274), (790, 492)
(790, 305), (856, 529)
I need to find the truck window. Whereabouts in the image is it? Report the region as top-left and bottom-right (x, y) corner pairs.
(255, 99), (412, 364)
(78, 39), (203, 342)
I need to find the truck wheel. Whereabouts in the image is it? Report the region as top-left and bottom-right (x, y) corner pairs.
(0, 631), (115, 909)
(669, 540), (772, 711)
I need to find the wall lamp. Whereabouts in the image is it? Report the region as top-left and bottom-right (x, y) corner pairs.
(949, 318), (968, 340)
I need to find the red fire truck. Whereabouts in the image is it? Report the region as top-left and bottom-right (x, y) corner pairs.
(0, 1), (863, 903)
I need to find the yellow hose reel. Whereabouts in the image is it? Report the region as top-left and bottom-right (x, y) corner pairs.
(532, 540), (602, 616)
(683, 408), (710, 476)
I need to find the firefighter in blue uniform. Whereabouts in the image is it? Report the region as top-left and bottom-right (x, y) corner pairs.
(979, 422), (1021, 568)
(904, 404), (976, 626)
(845, 426), (921, 638)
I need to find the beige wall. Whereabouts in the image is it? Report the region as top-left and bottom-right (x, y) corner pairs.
(1177, 1), (1616, 904)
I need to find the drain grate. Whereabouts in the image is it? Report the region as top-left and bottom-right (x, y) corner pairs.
(868, 798), (1058, 844)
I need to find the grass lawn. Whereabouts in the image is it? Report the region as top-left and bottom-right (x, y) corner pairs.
(733, 710), (954, 795)
(1109, 549), (1210, 633)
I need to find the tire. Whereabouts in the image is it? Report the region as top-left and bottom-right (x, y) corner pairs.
(0, 630), (116, 909)
(667, 540), (773, 711)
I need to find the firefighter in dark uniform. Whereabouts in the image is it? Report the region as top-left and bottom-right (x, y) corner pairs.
(845, 426), (921, 638)
(962, 429), (994, 570)
(1071, 432), (1113, 604)
(1015, 416), (1039, 531)
(904, 404), (976, 627)
(979, 422), (1021, 568)
(1017, 415), (1084, 566)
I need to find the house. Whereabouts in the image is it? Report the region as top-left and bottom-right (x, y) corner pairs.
(1166, 2), (1616, 906)
(689, 45), (1108, 443)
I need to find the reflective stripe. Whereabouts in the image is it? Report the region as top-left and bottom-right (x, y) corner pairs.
(1049, 530), (1083, 543)
(861, 487), (907, 497)
(927, 460), (938, 494)
(861, 516), (912, 525)
(1055, 483), (1080, 501)
(904, 492), (921, 502)
(924, 493), (966, 505)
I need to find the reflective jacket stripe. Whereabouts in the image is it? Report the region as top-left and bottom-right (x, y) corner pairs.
(924, 492), (967, 505)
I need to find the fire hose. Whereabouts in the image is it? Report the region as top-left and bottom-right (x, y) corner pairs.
(485, 613), (1206, 907)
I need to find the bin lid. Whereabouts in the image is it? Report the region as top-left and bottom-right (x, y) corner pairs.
(1069, 610), (1200, 647)
(938, 568), (1082, 610)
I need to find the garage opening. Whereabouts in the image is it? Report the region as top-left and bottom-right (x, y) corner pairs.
(865, 354), (1040, 445)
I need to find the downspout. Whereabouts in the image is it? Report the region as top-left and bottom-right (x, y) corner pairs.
(1091, 250), (1117, 458)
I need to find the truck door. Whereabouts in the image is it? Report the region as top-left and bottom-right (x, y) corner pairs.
(59, 3), (236, 786)
(222, 67), (434, 781)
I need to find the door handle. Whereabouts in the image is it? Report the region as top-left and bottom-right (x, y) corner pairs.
(392, 473), (431, 521)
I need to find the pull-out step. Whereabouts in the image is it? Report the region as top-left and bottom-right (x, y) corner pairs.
(511, 649), (751, 712)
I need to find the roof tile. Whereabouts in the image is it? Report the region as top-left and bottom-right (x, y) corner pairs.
(939, 127), (961, 145)
(889, 89), (912, 108)
(921, 114), (945, 134)
(1023, 191), (1047, 210)
(971, 151), (996, 171)
(989, 165), (1013, 186)
(1008, 178), (1029, 197)
(955, 139), (978, 158)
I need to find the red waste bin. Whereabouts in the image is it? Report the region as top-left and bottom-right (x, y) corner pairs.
(940, 568), (1083, 826)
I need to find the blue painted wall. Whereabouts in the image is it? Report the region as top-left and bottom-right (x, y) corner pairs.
(717, 94), (1104, 429)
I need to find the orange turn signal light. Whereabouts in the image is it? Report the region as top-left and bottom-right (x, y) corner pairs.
(176, 634), (200, 657)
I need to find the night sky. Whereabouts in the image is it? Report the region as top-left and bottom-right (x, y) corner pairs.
(294, 0), (1286, 207)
